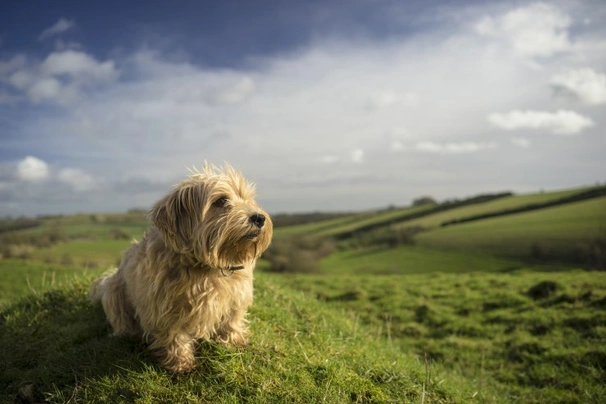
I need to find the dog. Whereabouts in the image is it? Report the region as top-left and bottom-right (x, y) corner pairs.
(90, 163), (273, 373)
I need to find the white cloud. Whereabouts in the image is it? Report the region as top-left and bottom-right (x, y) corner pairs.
(320, 155), (339, 164)
(350, 149), (364, 163)
(474, 2), (571, 57)
(366, 90), (419, 110)
(550, 68), (606, 105)
(57, 168), (95, 191)
(9, 70), (32, 89)
(511, 137), (531, 148)
(28, 77), (62, 102)
(16, 156), (49, 181)
(38, 18), (75, 41)
(213, 76), (256, 104)
(488, 110), (594, 135)
(40, 50), (116, 81)
(415, 141), (497, 154)
(390, 140), (405, 152)
(1, 50), (117, 105)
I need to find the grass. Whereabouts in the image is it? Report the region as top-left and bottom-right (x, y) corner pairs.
(278, 270), (606, 403)
(0, 259), (101, 308)
(3, 213), (148, 240)
(0, 272), (475, 404)
(32, 239), (134, 268)
(416, 196), (606, 261)
(320, 245), (527, 274)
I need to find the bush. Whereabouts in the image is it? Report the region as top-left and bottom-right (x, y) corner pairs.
(83, 260), (100, 269)
(574, 234), (606, 270)
(412, 196), (437, 207)
(0, 227), (68, 250)
(527, 281), (560, 300)
(90, 214), (106, 223)
(530, 241), (549, 262)
(588, 234), (606, 270)
(355, 226), (423, 249)
(109, 228), (131, 240)
(60, 253), (74, 266)
(3, 244), (35, 259)
(0, 217), (41, 233)
(264, 236), (336, 273)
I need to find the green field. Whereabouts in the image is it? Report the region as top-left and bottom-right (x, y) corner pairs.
(320, 245), (527, 274)
(393, 187), (598, 231)
(416, 196), (606, 261)
(1, 184), (605, 403)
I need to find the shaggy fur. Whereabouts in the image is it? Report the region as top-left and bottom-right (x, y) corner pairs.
(90, 164), (273, 373)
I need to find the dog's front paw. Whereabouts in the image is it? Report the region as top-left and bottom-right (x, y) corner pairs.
(215, 329), (249, 347)
(229, 331), (249, 348)
(150, 336), (197, 374)
(160, 352), (197, 374)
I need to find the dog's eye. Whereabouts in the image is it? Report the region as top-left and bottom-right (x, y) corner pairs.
(213, 197), (229, 208)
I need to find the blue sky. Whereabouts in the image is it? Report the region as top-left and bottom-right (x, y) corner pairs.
(1, 0), (605, 216)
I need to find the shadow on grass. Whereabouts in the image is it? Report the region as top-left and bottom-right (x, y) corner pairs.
(0, 287), (225, 403)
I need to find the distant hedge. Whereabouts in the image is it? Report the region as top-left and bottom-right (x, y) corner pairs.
(334, 192), (514, 240)
(0, 218), (41, 233)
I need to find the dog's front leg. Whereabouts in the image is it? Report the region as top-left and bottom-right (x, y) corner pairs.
(215, 307), (249, 347)
(148, 331), (197, 373)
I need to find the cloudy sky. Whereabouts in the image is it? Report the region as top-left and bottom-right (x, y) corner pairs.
(1, 0), (605, 216)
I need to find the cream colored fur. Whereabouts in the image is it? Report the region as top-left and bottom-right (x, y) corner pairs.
(90, 164), (273, 373)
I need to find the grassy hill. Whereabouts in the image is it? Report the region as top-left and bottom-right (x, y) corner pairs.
(1, 263), (477, 404)
(1, 184), (605, 403)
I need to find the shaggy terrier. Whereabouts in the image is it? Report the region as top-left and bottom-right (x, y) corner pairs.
(90, 164), (273, 373)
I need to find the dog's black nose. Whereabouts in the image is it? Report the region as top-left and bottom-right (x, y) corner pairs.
(249, 213), (266, 228)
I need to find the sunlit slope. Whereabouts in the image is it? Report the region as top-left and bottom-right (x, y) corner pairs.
(393, 186), (601, 231)
(320, 245), (524, 274)
(0, 272), (478, 404)
(416, 196), (606, 260)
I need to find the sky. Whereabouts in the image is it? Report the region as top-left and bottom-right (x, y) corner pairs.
(0, 0), (605, 216)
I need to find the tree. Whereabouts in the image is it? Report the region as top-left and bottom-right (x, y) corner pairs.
(412, 196), (437, 206)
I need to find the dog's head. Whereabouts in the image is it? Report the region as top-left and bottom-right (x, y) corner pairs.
(149, 163), (273, 269)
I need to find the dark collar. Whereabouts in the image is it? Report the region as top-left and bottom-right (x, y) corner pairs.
(192, 261), (245, 276)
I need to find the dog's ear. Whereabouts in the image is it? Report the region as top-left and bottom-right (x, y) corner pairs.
(148, 185), (203, 253)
